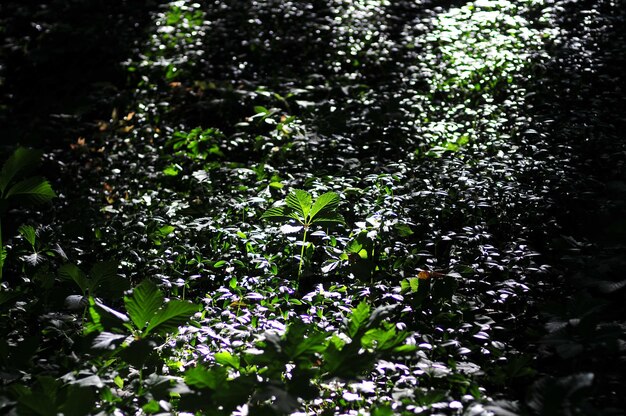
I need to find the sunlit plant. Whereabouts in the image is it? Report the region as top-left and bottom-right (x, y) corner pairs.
(261, 189), (344, 287)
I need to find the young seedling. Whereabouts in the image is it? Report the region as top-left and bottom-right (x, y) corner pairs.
(261, 189), (344, 287)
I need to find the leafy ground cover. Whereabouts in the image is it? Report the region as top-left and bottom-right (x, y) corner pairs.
(1, 0), (625, 414)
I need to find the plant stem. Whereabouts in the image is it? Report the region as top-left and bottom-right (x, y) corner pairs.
(297, 227), (308, 288)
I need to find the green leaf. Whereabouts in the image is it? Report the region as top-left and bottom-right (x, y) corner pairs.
(0, 244), (7, 272)
(309, 192), (340, 221)
(0, 147), (42, 194)
(84, 297), (103, 335)
(59, 384), (96, 416)
(260, 205), (289, 220)
(392, 344), (418, 354)
(401, 277), (420, 294)
(347, 302), (371, 338)
(163, 165), (180, 176)
(17, 391), (57, 416)
(89, 261), (128, 298)
(286, 189), (312, 219)
(124, 281), (164, 331)
(184, 366), (228, 390)
(144, 300), (198, 336)
(372, 405), (394, 416)
(18, 225), (37, 247)
(362, 327), (398, 350)
(309, 213), (345, 225)
(214, 351), (240, 369)
(157, 225), (175, 237)
(142, 400), (160, 414)
(59, 264), (89, 294)
(5, 177), (56, 204)
(90, 261), (118, 285)
(394, 223), (414, 237)
(253, 106), (269, 115)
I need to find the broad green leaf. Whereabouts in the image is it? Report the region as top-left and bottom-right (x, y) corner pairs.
(309, 192), (340, 221)
(90, 261), (128, 298)
(285, 189), (311, 219)
(372, 405), (394, 416)
(144, 299), (197, 336)
(158, 225), (175, 237)
(394, 223), (414, 237)
(253, 106), (269, 114)
(0, 244), (6, 273)
(18, 225), (36, 247)
(85, 297), (104, 335)
(90, 261), (118, 285)
(392, 344), (418, 354)
(124, 280), (164, 331)
(0, 147), (42, 194)
(184, 366), (228, 390)
(309, 213), (345, 225)
(215, 351), (240, 369)
(17, 391), (57, 416)
(59, 384), (96, 416)
(287, 331), (328, 359)
(401, 277), (420, 294)
(260, 205), (289, 220)
(142, 400), (160, 414)
(346, 239), (363, 254)
(59, 264), (89, 294)
(347, 302), (371, 338)
(362, 327), (399, 350)
(5, 177), (56, 204)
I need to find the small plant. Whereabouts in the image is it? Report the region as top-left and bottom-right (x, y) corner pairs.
(167, 127), (225, 161)
(0, 148), (56, 279)
(261, 189), (344, 287)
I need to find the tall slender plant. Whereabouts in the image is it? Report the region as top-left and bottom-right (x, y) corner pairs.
(261, 189), (344, 287)
(0, 148), (56, 279)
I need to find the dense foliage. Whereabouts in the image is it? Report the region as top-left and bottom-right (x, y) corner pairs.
(1, 0), (625, 414)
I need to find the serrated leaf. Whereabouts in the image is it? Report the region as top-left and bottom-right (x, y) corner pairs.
(124, 280), (164, 331)
(144, 300), (197, 336)
(309, 213), (345, 225)
(215, 351), (240, 369)
(346, 238), (363, 253)
(5, 177), (56, 204)
(309, 192), (340, 221)
(0, 147), (42, 194)
(286, 189), (311, 219)
(184, 366), (228, 390)
(347, 302), (371, 338)
(0, 245), (6, 268)
(260, 205), (289, 220)
(18, 225), (36, 247)
(90, 261), (128, 298)
(59, 264), (89, 294)
(394, 223), (414, 237)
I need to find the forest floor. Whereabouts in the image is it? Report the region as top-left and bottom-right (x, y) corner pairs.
(1, 0), (625, 415)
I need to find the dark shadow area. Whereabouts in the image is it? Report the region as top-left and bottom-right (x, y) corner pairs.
(521, 0), (626, 412)
(0, 0), (157, 148)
